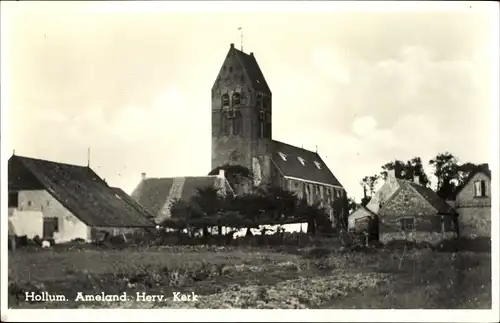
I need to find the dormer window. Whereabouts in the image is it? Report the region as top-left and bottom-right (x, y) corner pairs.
(233, 93), (241, 105)
(297, 157), (306, 166)
(222, 94), (229, 107)
(278, 152), (287, 161)
(314, 161), (321, 169)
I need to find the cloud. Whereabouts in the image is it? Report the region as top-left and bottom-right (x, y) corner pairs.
(351, 116), (377, 137)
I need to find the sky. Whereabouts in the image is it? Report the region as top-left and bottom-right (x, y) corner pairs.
(1, 1), (498, 202)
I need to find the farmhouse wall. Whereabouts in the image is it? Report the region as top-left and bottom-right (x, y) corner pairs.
(380, 231), (457, 245)
(16, 189), (90, 243)
(454, 172), (491, 238)
(457, 206), (491, 237)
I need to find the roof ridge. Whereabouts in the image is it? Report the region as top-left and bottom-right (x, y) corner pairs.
(273, 139), (318, 155)
(14, 155), (88, 168)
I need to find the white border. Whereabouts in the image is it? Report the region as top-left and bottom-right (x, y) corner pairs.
(1, 1), (499, 322)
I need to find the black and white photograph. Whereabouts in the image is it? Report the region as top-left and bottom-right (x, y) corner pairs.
(1, 1), (498, 322)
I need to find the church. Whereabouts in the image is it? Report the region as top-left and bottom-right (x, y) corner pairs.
(131, 43), (346, 225)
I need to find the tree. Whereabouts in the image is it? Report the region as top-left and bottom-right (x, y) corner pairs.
(191, 186), (226, 237)
(380, 160), (406, 180)
(457, 162), (482, 185)
(208, 164), (253, 193)
(331, 196), (349, 231)
(380, 158), (430, 186)
(346, 197), (357, 213)
(429, 152), (460, 199)
(360, 175), (380, 206)
(263, 186), (298, 222)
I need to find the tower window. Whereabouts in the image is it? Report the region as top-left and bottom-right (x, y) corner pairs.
(222, 94), (230, 107)
(278, 152), (287, 161)
(256, 93), (263, 107)
(297, 157), (306, 166)
(314, 161), (321, 169)
(221, 113), (229, 135)
(232, 112), (242, 135)
(233, 93), (241, 105)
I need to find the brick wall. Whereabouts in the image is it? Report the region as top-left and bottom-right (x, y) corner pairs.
(348, 207), (373, 231)
(457, 206), (491, 237)
(455, 172), (491, 208)
(454, 172), (491, 237)
(379, 184), (458, 241)
(380, 231), (457, 244)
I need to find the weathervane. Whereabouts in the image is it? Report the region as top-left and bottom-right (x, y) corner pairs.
(238, 26), (243, 51)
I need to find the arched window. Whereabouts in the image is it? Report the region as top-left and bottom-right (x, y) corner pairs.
(232, 112), (242, 135)
(222, 94), (229, 107)
(258, 110), (265, 138)
(221, 112), (228, 135)
(256, 93), (263, 108)
(232, 93), (241, 105)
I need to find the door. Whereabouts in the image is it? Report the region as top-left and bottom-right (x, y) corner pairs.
(43, 217), (59, 240)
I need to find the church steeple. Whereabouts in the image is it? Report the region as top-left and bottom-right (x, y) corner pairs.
(211, 43), (273, 190)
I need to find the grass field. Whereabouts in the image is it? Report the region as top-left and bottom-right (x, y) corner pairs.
(8, 244), (492, 309)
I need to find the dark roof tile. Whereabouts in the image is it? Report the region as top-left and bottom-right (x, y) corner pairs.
(271, 140), (343, 187)
(234, 48), (271, 93)
(131, 176), (234, 219)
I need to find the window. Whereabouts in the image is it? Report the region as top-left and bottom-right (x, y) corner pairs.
(232, 113), (242, 135)
(232, 93), (241, 105)
(297, 157), (306, 166)
(278, 152), (287, 161)
(8, 192), (19, 208)
(314, 161), (321, 169)
(44, 217), (59, 233)
(400, 217), (415, 231)
(229, 66), (233, 73)
(221, 114), (229, 135)
(222, 94), (230, 107)
(474, 180), (487, 197)
(27, 201), (32, 207)
(256, 93), (263, 107)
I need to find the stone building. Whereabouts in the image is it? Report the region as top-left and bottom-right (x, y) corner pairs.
(447, 163), (491, 237)
(211, 43), (346, 223)
(349, 169), (458, 244)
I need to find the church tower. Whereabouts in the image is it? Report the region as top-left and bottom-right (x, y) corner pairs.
(211, 43), (273, 192)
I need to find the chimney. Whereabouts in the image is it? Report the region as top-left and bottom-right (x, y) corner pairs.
(250, 52), (254, 56)
(413, 175), (420, 185)
(141, 172), (146, 181)
(218, 169), (225, 178)
(230, 43), (235, 49)
(388, 169), (396, 179)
